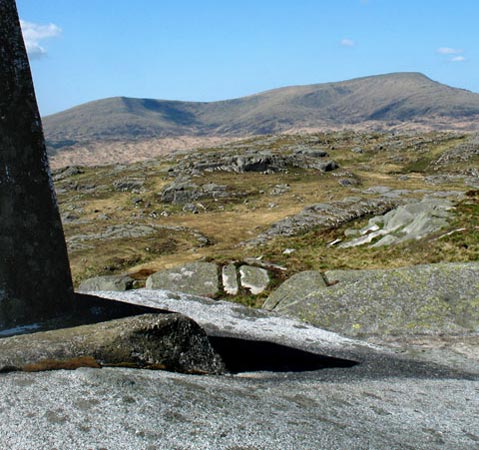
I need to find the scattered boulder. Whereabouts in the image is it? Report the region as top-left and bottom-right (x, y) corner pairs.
(146, 262), (220, 297)
(270, 184), (291, 196)
(338, 178), (359, 187)
(318, 160), (339, 172)
(270, 262), (479, 337)
(0, 313), (225, 375)
(263, 271), (327, 311)
(160, 180), (230, 205)
(113, 178), (145, 192)
(293, 147), (329, 158)
(51, 165), (84, 182)
(78, 275), (135, 293)
(239, 265), (270, 295)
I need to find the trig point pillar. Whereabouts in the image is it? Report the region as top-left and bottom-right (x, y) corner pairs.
(0, 0), (75, 329)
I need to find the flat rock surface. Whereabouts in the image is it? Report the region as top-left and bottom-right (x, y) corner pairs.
(273, 262), (479, 336)
(146, 262), (220, 297)
(0, 289), (478, 449)
(0, 367), (477, 450)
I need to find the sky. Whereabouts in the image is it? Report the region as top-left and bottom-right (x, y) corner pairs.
(16, 0), (479, 116)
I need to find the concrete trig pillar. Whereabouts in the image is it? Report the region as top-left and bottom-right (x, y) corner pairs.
(0, 0), (75, 329)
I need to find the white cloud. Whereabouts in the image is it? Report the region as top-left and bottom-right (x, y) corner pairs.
(436, 47), (463, 55)
(451, 55), (466, 62)
(340, 38), (356, 47)
(20, 20), (62, 59)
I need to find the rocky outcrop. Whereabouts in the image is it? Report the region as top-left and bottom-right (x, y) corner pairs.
(340, 197), (454, 248)
(249, 197), (397, 245)
(268, 262), (479, 336)
(433, 133), (479, 167)
(0, 313), (225, 374)
(0, 0), (74, 330)
(160, 180), (231, 205)
(78, 275), (135, 292)
(168, 149), (338, 177)
(146, 262), (220, 297)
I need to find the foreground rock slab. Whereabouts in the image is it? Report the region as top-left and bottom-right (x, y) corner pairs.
(0, 313), (225, 374)
(0, 289), (477, 450)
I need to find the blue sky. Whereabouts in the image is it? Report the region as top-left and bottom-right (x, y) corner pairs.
(17, 0), (479, 116)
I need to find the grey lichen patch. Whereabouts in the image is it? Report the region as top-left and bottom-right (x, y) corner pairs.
(273, 262), (479, 337)
(239, 266), (270, 295)
(263, 271), (327, 311)
(146, 262), (220, 297)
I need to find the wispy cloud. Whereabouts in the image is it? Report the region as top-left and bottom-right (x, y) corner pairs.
(436, 47), (467, 62)
(436, 47), (463, 55)
(340, 38), (356, 47)
(20, 20), (62, 59)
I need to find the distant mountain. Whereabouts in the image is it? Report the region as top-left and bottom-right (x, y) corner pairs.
(43, 72), (479, 153)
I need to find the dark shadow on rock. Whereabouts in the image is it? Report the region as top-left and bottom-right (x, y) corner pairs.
(208, 336), (359, 373)
(0, 293), (170, 337)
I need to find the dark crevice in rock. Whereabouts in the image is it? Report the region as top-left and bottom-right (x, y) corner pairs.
(208, 336), (358, 373)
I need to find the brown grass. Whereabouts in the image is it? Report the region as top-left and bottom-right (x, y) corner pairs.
(22, 356), (101, 372)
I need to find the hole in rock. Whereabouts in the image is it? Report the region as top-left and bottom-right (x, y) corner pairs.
(208, 336), (359, 373)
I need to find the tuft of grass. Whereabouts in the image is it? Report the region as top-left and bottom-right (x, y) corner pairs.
(22, 356), (101, 372)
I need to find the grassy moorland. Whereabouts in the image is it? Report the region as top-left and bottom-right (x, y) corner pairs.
(53, 130), (479, 306)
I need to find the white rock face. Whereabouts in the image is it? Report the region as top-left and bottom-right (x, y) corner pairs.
(239, 265), (270, 295)
(222, 264), (239, 295)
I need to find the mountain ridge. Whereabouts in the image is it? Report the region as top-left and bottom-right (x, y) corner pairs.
(43, 72), (479, 158)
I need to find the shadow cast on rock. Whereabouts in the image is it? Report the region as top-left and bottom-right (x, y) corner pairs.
(208, 336), (359, 373)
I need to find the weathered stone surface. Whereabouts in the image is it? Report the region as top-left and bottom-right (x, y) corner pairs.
(0, 313), (225, 374)
(222, 264), (239, 295)
(0, 364), (477, 449)
(3, 289), (472, 449)
(146, 262), (220, 297)
(78, 275), (135, 292)
(340, 198), (454, 248)
(263, 271), (327, 310)
(0, 0), (74, 330)
(239, 265), (270, 295)
(272, 262), (479, 336)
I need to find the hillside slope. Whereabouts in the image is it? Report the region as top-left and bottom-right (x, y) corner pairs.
(43, 72), (479, 153)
